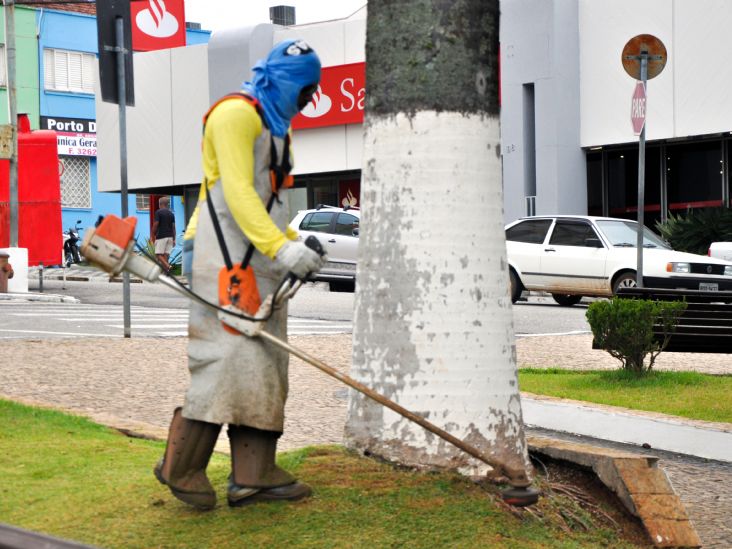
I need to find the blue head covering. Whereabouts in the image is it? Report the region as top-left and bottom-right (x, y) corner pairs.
(242, 39), (321, 138)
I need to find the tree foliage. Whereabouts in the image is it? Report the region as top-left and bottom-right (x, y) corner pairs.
(586, 298), (687, 375)
(655, 207), (732, 255)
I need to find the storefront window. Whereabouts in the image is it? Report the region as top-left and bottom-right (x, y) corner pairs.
(606, 147), (661, 226)
(666, 141), (723, 212)
(586, 152), (602, 216)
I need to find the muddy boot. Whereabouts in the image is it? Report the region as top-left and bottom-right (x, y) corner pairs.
(154, 407), (221, 510)
(227, 424), (312, 507)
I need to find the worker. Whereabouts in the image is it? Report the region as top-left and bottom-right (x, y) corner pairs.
(154, 39), (326, 510)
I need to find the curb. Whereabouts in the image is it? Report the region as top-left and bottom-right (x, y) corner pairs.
(0, 292), (79, 303)
(521, 392), (732, 463)
(529, 436), (701, 548)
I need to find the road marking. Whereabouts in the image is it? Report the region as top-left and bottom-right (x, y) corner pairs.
(107, 324), (187, 329)
(0, 328), (120, 337)
(156, 331), (189, 337)
(516, 330), (591, 337)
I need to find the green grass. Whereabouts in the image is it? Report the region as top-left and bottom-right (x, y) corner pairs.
(519, 368), (732, 423)
(0, 399), (644, 548)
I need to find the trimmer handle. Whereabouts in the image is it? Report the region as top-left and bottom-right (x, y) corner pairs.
(304, 235), (325, 257)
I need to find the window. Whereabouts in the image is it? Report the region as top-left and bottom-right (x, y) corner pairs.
(666, 141), (723, 211)
(44, 48), (95, 93)
(136, 194), (150, 211)
(0, 45), (6, 87)
(59, 156), (91, 208)
(549, 221), (602, 247)
(299, 212), (333, 232)
(505, 219), (552, 244)
(334, 213), (359, 236)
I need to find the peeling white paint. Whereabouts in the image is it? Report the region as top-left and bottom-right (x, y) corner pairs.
(345, 111), (530, 476)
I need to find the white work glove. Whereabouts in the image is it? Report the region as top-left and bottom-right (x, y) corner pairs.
(274, 240), (327, 279)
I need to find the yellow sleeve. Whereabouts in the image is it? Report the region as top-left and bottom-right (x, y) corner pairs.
(285, 226), (298, 240)
(204, 100), (288, 259)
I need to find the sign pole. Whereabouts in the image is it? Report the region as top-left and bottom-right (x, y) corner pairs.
(4, 0), (18, 247)
(636, 54), (647, 288)
(115, 16), (131, 338)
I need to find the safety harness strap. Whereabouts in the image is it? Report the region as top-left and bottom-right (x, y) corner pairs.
(203, 180), (234, 272)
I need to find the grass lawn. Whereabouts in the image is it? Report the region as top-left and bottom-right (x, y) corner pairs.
(0, 398), (646, 548)
(519, 368), (732, 423)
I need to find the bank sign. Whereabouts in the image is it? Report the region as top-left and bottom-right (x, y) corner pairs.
(40, 116), (97, 157)
(292, 62), (365, 130)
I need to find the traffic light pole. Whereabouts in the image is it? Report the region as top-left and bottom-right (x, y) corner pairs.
(115, 16), (131, 338)
(4, 0), (18, 247)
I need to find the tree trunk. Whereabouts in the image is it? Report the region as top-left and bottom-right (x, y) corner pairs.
(345, 0), (531, 479)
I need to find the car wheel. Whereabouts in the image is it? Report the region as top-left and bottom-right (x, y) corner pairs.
(329, 280), (355, 293)
(551, 294), (583, 307)
(612, 272), (637, 295)
(509, 269), (523, 303)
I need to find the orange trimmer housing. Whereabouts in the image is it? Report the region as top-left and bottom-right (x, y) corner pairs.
(219, 263), (261, 334)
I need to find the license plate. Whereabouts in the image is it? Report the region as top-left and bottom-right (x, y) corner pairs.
(699, 282), (719, 291)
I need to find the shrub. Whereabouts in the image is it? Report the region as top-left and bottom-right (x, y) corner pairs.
(586, 298), (687, 375)
(655, 207), (732, 255)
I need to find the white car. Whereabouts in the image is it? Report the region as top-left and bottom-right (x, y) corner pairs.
(709, 242), (732, 262)
(506, 215), (732, 305)
(290, 205), (360, 291)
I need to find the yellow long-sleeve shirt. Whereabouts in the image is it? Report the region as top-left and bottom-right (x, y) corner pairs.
(183, 98), (297, 258)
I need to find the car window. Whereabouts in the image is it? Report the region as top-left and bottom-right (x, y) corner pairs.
(505, 219), (552, 244)
(300, 212), (333, 233)
(549, 221), (603, 247)
(595, 220), (671, 249)
(335, 213), (359, 236)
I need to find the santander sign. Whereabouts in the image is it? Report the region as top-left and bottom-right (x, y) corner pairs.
(292, 62), (365, 130)
(131, 0), (186, 52)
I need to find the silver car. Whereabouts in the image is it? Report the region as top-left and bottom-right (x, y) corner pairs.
(290, 205), (360, 292)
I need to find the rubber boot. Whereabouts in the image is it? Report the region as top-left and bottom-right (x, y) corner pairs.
(227, 425), (312, 506)
(153, 407), (222, 510)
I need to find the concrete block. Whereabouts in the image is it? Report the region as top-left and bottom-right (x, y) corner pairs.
(642, 519), (702, 548)
(615, 458), (674, 495)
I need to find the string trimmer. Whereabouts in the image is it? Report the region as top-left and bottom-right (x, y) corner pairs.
(81, 214), (540, 507)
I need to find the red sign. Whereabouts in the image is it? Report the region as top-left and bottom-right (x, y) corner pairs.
(131, 0), (186, 52)
(631, 81), (646, 135)
(292, 62), (365, 130)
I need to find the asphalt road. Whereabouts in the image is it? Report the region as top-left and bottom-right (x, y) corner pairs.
(21, 278), (592, 337)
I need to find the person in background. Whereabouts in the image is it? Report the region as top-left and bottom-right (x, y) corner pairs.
(151, 196), (176, 273)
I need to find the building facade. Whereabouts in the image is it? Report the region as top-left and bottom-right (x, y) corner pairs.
(97, 8), (367, 224)
(32, 5), (210, 241)
(0, 7), (40, 128)
(501, 0), (732, 226)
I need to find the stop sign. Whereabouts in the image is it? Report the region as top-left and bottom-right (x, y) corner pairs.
(631, 81), (646, 135)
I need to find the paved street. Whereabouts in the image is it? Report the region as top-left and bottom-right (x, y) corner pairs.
(0, 301), (352, 339)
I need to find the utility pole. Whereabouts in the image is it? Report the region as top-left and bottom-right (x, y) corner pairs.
(4, 0), (18, 246)
(345, 0), (532, 488)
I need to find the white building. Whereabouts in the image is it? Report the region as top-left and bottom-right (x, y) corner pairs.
(96, 7), (367, 222)
(501, 0), (732, 225)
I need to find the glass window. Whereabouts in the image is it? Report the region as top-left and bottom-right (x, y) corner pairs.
(335, 213), (359, 236)
(505, 219), (552, 244)
(596, 220), (670, 249)
(44, 48), (95, 94)
(300, 212), (333, 233)
(586, 152), (603, 216)
(136, 194), (150, 211)
(549, 221), (602, 247)
(59, 156), (91, 209)
(606, 147), (662, 226)
(666, 140), (723, 212)
(0, 45), (6, 87)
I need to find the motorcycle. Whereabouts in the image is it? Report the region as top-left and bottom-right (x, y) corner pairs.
(63, 220), (84, 267)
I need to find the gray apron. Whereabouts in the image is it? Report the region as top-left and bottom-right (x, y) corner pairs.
(183, 128), (292, 432)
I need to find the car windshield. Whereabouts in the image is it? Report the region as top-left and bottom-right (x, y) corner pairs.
(595, 220), (671, 249)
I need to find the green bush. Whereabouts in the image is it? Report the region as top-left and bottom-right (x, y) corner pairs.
(655, 207), (732, 255)
(136, 237), (182, 274)
(586, 298), (687, 375)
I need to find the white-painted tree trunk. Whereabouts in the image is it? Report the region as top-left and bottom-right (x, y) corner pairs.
(345, 111), (531, 478)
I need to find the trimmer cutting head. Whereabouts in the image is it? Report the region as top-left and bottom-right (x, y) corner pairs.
(501, 486), (541, 507)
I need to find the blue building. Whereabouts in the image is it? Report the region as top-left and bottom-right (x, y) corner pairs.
(36, 7), (209, 245)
